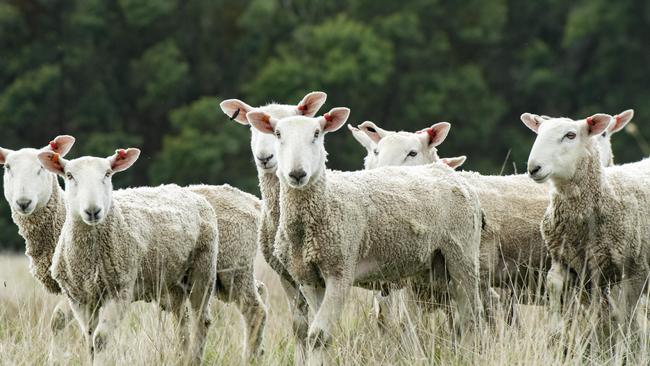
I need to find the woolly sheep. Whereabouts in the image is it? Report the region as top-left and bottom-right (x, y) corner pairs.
(187, 184), (267, 360)
(348, 122), (466, 326)
(0, 135), (77, 332)
(351, 121), (550, 305)
(219, 91), (327, 364)
(246, 107), (485, 364)
(523, 112), (650, 335)
(38, 148), (218, 365)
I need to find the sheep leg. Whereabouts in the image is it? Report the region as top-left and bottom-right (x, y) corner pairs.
(231, 270), (268, 361)
(187, 272), (214, 365)
(308, 276), (351, 366)
(621, 274), (646, 338)
(92, 297), (129, 365)
(547, 261), (570, 317)
(50, 298), (75, 333)
(279, 277), (310, 365)
(442, 244), (482, 342)
(373, 285), (398, 331)
(68, 301), (99, 362)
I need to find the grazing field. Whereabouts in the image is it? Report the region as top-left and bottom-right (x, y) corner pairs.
(0, 253), (648, 365)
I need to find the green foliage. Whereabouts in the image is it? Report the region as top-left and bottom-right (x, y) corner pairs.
(0, 0), (648, 250)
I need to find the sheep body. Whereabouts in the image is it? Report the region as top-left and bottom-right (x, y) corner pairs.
(187, 184), (267, 358)
(275, 164), (483, 288)
(51, 184), (218, 363)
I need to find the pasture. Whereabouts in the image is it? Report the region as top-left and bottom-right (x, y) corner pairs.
(1, 254), (649, 365)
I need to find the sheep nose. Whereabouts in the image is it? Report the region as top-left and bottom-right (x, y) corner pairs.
(528, 165), (542, 176)
(289, 169), (307, 184)
(84, 207), (102, 220)
(16, 198), (32, 211)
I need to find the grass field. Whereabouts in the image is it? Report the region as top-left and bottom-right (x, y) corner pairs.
(1, 253), (649, 365)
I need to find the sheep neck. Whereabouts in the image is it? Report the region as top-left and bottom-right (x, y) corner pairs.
(56, 201), (127, 304)
(258, 170), (280, 225)
(545, 142), (614, 278)
(277, 168), (328, 285)
(13, 174), (65, 293)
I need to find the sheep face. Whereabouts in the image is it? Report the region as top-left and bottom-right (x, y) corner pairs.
(0, 135), (75, 215)
(247, 108), (350, 189)
(358, 122), (450, 168)
(38, 148), (140, 225)
(522, 113), (611, 184)
(594, 109), (634, 167)
(220, 92), (327, 174)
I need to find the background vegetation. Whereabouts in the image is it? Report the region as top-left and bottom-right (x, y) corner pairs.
(1, 0), (649, 250)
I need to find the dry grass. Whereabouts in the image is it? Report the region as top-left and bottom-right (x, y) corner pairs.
(1, 253), (649, 365)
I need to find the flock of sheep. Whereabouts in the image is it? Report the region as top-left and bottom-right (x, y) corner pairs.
(1, 90), (648, 365)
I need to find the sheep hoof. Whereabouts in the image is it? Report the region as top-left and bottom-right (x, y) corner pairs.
(50, 307), (68, 333)
(93, 331), (108, 353)
(307, 328), (332, 349)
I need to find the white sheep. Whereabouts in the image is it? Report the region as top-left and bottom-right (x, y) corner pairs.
(348, 122), (466, 327)
(523, 112), (650, 336)
(38, 148), (218, 365)
(219, 91), (327, 364)
(0, 135), (77, 332)
(187, 184), (267, 360)
(246, 107), (485, 364)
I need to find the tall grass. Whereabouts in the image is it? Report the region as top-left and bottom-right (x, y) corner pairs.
(0, 254), (648, 365)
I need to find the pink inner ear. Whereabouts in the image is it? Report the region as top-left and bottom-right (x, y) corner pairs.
(49, 141), (58, 150)
(324, 113), (333, 122)
(426, 128), (436, 145)
(117, 149), (127, 160)
(298, 104), (308, 114)
(587, 116), (595, 126)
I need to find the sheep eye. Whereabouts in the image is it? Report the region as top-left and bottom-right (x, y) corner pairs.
(373, 149), (379, 156)
(275, 131), (281, 139)
(4, 164), (10, 171)
(564, 132), (576, 140)
(313, 130), (320, 139)
(105, 171), (112, 178)
(66, 172), (74, 180)
(407, 150), (418, 157)
(601, 131), (607, 138)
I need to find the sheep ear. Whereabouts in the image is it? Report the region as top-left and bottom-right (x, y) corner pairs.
(297, 91), (327, 117)
(220, 99), (254, 125)
(418, 122), (451, 147)
(441, 156), (466, 170)
(358, 121), (389, 143)
(520, 113), (544, 133)
(608, 109), (633, 134)
(320, 108), (350, 133)
(108, 148), (140, 173)
(0, 147), (14, 165)
(585, 114), (612, 136)
(348, 125), (374, 151)
(43, 135), (75, 157)
(247, 111), (277, 134)
(37, 151), (67, 175)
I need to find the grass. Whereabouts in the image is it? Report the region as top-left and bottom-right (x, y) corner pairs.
(1, 253), (649, 365)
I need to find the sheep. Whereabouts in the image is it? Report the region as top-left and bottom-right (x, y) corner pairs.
(187, 184), (267, 360)
(523, 112), (650, 337)
(348, 122), (466, 327)
(246, 107), (485, 364)
(38, 148), (218, 365)
(0, 135), (77, 332)
(219, 91), (327, 364)
(350, 121), (549, 313)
